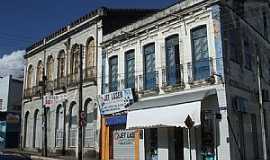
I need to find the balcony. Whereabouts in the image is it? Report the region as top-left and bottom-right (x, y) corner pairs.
(32, 85), (42, 97)
(46, 80), (54, 92)
(67, 73), (79, 87)
(84, 66), (97, 83)
(161, 64), (185, 92)
(24, 88), (33, 99)
(136, 71), (159, 96)
(54, 76), (67, 90)
(187, 58), (216, 86)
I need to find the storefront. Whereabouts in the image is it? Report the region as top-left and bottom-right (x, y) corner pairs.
(100, 87), (220, 160)
(125, 88), (218, 160)
(102, 115), (140, 160)
(100, 88), (140, 160)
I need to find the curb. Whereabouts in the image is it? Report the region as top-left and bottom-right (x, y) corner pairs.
(30, 155), (62, 160)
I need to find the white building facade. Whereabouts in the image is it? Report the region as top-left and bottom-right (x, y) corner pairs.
(99, 0), (270, 160)
(22, 7), (157, 159)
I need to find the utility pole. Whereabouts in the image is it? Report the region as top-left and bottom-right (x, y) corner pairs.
(78, 44), (84, 160)
(41, 40), (48, 157)
(256, 54), (268, 160)
(42, 73), (48, 157)
(62, 38), (70, 156)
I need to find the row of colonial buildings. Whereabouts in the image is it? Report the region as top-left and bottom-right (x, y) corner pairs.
(22, 0), (270, 160)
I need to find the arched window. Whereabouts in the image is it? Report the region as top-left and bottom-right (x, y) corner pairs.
(27, 65), (33, 89)
(56, 105), (64, 147)
(84, 98), (96, 148)
(57, 51), (65, 79)
(36, 61), (43, 85)
(85, 38), (96, 79)
(33, 109), (42, 149)
(47, 56), (54, 81)
(24, 111), (30, 148)
(70, 44), (80, 75)
(69, 102), (77, 147)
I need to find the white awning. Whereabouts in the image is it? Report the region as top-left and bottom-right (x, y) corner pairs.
(126, 101), (201, 129)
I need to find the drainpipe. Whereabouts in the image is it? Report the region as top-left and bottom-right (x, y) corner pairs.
(256, 54), (268, 160)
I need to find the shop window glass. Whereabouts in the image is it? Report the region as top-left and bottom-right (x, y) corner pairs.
(144, 128), (158, 160)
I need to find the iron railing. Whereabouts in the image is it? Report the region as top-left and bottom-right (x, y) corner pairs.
(54, 76), (67, 90)
(84, 66), (97, 83)
(187, 58), (215, 84)
(162, 64), (184, 89)
(24, 88), (33, 99)
(67, 73), (79, 87)
(46, 80), (54, 92)
(136, 71), (159, 93)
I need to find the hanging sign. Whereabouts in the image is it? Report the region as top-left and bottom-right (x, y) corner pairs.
(100, 88), (134, 115)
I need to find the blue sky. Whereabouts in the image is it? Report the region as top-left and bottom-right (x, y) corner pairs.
(0, 0), (176, 57)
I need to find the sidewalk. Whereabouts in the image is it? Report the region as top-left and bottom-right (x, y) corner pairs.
(1, 148), (75, 160)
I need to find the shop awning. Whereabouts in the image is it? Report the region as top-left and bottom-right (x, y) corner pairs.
(128, 88), (216, 111)
(126, 101), (201, 129)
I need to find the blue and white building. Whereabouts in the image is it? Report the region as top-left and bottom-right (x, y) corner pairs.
(99, 0), (270, 160)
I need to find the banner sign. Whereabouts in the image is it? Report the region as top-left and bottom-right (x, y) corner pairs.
(100, 88), (134, 115)
(44, 94), (67, 107)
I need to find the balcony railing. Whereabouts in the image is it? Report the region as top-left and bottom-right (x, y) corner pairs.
(136, 71), (159, 94)
(162, 64), (184, 90)
(24, 88), (33, 99)
(187, 58), (215, 84)
(46, 80), (54, 92)
(32, 85), (42, 97)
(84, 66), (97, 83)
(54, 76), (67, 90)
(67, 73), (79, 87)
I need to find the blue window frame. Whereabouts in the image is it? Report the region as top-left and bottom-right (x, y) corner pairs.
(191, 25), (210, 81)
(109, 56), (118, 92)
(165, 35), (180, 85)
(143, 43), (156, 90)
(125, 50), (135, 89)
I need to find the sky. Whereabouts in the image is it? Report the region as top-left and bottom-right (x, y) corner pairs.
(0, 0), (176, 78)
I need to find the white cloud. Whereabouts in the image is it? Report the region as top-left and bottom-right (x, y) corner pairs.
(0, 50), (25, 79)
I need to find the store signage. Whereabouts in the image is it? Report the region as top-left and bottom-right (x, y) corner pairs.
(44, 94), (67, 107)
(106, 115), (127, 126)
(113, 130), (135, 145)
(100, 88), (134, 115)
